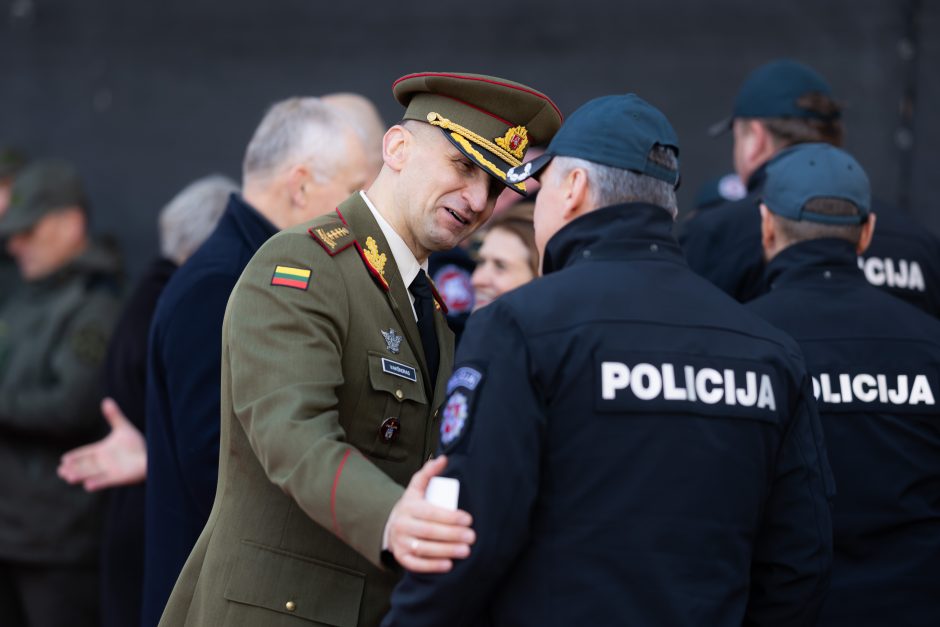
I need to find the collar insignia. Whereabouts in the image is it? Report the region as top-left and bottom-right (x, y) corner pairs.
(381, 328), (403, 354)
(364, 236), (387, 277)
(495, 126), (529, 160)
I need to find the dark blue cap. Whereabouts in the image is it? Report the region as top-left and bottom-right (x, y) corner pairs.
(507, 93), (680, 188)
(709, 59), (836, 136)
(762, 143), (870, 225)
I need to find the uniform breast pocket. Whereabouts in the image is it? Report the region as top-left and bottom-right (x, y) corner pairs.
(365, 351), (427, 461)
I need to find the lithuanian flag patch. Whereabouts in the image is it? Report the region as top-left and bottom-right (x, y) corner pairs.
(271, 265), (311, 290)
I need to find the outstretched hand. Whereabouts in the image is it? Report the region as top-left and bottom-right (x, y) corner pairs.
(386, 456), (476, 573)
(58, 397), (147, 491)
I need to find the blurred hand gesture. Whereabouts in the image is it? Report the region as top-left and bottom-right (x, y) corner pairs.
(58, 397), (147, 491)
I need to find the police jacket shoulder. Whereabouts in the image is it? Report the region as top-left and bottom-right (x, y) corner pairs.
(859, 200), (940, 317)
(504, 202), (809, 418)
(750, 237), (940, 345)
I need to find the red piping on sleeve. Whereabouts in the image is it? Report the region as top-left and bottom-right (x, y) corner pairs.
(331, 449), (353, 537)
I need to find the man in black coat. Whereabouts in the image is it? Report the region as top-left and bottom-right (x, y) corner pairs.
(747, 143), (940, 626)
(384, 94), (834, 627)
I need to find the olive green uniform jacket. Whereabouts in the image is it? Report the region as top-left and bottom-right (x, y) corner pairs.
(0, 240), (123, 564)
(161, 194), (453, 626)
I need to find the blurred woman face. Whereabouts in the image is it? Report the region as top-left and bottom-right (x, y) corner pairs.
(471, 227), (535, 310)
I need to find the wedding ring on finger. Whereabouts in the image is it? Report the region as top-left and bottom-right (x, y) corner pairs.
(410, 538), (420, 553)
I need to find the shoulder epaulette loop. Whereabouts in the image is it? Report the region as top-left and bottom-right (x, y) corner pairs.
(308, 211), (355, 256)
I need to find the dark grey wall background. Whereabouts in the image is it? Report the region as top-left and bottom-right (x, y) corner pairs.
(2, 0), (937, 282)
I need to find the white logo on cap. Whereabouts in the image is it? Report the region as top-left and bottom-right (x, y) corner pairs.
(506, 162), (532, 183)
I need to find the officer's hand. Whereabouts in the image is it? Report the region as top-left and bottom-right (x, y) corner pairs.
(57, 397), (147, 491)
(386, 455), (475, 573)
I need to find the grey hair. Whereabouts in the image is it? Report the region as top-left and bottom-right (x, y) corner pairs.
(551, 146), (679, 217)
(242, 97), (357, 185)
(159, 174), (237, 265)
(322, 92), (385, 173)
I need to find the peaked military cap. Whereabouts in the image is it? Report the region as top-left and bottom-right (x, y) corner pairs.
(0, 159), (87, 237)
(393, 72), (563, 195)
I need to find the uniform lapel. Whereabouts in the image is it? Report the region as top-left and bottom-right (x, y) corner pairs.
(431, 306), (455, 408)
(338, 195), (432, 395)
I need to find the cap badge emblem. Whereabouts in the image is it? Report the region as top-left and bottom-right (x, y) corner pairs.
(381, 328), (403, 354)
(496, 126), (529, 159)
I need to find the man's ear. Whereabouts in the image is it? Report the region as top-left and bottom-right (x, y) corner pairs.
(382, 125), (410, 172)
(561, 167), (591, 220)
(759, 203), (777, 261)
(286, 163), (312, 208)
(749, 120), (776, 162)
(857, 212), (877, 254)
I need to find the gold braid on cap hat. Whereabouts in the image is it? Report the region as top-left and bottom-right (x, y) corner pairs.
(426, 112), (523, 168)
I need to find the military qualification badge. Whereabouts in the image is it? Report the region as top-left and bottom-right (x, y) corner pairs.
(381, 328), (403, 354)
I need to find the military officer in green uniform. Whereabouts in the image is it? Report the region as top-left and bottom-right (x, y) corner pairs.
(160, 73), (562, 626)
(0, 160), (123, 626)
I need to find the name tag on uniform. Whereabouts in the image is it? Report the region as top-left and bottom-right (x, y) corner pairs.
(595, 351), (781, 423)
(382, 358), (418, 382)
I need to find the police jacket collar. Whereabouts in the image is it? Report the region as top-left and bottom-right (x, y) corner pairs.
(542, 203), (684, 275)
(228, 192), (278, 250)
(764, 237), (862, 290)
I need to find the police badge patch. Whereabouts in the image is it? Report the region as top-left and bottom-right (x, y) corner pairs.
(440, 392), (469, 447)
(440, 364), (485, 451)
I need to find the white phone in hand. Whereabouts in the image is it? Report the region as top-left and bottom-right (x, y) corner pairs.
(425, 476), (460, 511)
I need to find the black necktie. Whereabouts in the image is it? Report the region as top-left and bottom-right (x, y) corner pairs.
(409, 270), (440, 392)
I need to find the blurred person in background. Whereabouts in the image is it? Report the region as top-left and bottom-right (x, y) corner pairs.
(747, 143), (940, 626)
(680, 58), (940, 316)
(0, 160), (123, 627)
(0, 148), (29, 309)
(680, 59), (845, 302)
(470, 202), (538, 310)
(141, 94), (380, 627)
(57, 174), (236, 627)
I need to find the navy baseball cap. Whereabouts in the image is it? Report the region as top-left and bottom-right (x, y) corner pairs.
(709, 59), (836, 136)
(506, 93), (680, 189)
(762, 143), (870, 225)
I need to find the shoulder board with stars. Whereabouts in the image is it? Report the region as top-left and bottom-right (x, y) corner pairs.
(308, 215), (355, 257)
